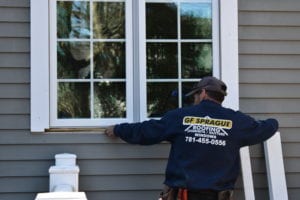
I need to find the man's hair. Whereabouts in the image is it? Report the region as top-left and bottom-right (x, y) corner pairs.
(206, 90), (225, 103)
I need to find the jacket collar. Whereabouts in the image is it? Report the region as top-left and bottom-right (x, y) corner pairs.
(199, 99), (222, 107)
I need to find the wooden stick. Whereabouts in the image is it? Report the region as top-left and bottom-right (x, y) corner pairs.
(45, 127), (106, 133)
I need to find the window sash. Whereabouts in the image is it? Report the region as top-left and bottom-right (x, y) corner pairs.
(139, 0), (219, 120)
(49, 0), (134, 127)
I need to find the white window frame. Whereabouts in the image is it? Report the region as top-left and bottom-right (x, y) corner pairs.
(31, 0), (230, 131)
(31, 0), (258, 199)
(30, 0), (240, 131)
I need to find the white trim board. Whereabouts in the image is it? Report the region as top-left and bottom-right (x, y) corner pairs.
(30, 0), (50, 132)
(219, 0), (255, 199)
(264, 132), (288, 200)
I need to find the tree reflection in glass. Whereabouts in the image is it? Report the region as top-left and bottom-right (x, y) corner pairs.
(147, 82), (178, 117)
(146, 3), (177, 39)
(58, 82), (90, 118)
(147, 43), (178, 79)
(181, 3), (212, 39)
(181, 43), (212, 78)
(94, 82), (126, 118)
(57, 41), (91, 79)
(93, 2), (125, 39)
(94, 42), (125, 79)
(57, 1), (90, 39)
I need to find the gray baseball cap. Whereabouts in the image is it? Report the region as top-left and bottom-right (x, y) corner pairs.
(185, 76), (227, 97)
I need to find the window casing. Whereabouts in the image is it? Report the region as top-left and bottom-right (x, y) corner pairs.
(31, 0), (239, 131)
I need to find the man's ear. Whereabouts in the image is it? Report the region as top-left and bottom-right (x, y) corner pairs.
(202, 89), (209, 100)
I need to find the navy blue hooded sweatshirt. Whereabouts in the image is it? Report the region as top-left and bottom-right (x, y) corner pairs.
(114, 100), (278, 191)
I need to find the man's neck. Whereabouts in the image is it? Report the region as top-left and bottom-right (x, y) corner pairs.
(203, 97), (222, 105)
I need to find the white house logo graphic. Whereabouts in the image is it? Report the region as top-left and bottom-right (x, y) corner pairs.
(183, 116), (233, 146)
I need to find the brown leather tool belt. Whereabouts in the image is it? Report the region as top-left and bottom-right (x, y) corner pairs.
(159, 186), (233, 200)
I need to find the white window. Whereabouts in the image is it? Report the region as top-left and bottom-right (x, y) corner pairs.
(31, 0), (238, 131)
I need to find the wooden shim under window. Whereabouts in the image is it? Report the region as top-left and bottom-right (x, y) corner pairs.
(45, 128), (106, 133)
(263, 132), (288, 200)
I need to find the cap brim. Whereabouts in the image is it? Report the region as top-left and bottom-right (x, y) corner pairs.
(185, 88), (201, 97)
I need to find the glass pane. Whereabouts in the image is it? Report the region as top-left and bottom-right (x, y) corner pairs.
(58, 82), (90, 118)
(147, 43), (178, 78)
(181, 3), (212, 39)
(57, 1), (90, 39)
(181, 43), (212, 78)
(93, 2), (125, 39)
(182, 82), (198, 107)
(94, 82), (126, 118)
(146, 3), (177, 39)
(94, 42), (125, 79)
(57, 42), (90, 79)
(147, 82), (178, 117)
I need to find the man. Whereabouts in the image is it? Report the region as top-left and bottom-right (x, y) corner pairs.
(104, 76), (279, 200)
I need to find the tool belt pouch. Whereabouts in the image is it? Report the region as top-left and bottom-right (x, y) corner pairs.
(218, 190), (233, 200)
(158, 186), (175, 200)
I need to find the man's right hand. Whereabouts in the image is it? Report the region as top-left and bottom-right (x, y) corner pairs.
(104, 126), (116, 138)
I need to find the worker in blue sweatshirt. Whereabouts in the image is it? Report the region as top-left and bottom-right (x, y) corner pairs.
(104, 76), (279, 200)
